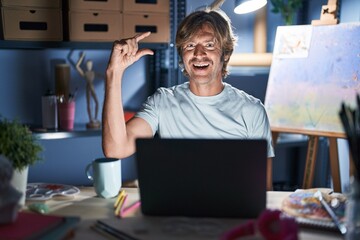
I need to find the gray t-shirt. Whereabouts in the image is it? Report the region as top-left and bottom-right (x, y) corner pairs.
(135, 82), (275, 157)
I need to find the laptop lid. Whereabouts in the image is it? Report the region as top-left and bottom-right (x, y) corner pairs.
(135, 138), (267, 218)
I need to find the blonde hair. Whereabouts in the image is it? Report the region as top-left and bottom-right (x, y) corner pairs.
(175, 9), (237, 78)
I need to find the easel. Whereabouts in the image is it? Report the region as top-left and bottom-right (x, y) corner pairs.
(271, 127), (346, 193)
(311, 0), (339, 26)
(265, 0), (348, 193)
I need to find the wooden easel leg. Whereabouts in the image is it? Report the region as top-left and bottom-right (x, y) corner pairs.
(267, 158), (272, 191)
(329, 137), (341, 192)
(350, 152), (355, 178)
(303, 136), (319, 189)
(267, 131), (279, 191)
(272, 131), (279, 145)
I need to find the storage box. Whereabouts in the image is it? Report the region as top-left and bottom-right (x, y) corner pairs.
(69, 0), (122, 11)
(69, 11), (122, 41)
(1, 0), (61, 8)
(123, 0), (169, 13)
(123, 13), (169, 43)
(1, 7), (62, 41)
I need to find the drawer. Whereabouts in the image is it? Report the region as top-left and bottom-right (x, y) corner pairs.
(1, 0), (61, 8)
(68, 0), (122, 11)
(69, 10), (122, 41)
(1, 7), (62, 41)
(123, 12), (169, 43)
(123, 0), (169, 13)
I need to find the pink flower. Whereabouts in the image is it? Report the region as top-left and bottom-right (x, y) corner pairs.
(220, 209), (298, 240)
(258, 209), (298, 240)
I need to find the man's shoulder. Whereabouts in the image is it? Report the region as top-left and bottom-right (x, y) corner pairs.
(224, 82), (262, 105)
(155, 82), (189, 95)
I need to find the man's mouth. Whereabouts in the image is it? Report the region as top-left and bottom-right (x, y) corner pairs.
(193, 63), (210, 70)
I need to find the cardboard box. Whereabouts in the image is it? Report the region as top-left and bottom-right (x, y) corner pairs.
(1, 7), (62, 41)
(69, 0), (122, 11)
(69, 11), (122, 41)
(123, 0), (169, 13)
(123, 13), (169, 43)
(1, 0), (61, 8)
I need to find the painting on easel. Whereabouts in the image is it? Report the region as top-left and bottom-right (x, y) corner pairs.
(265, 22), (360, 137)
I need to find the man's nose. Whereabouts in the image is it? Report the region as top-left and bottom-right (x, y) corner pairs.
(194, 45), (206, 57)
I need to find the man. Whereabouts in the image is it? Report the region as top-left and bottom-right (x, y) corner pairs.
(102, 9), (275, 189)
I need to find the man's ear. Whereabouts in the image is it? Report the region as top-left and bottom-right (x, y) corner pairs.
(223, 54), (230, 62)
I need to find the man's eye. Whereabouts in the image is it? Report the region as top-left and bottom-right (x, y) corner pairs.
(185, 44), (195, 50)
(206, 43), (215, 48)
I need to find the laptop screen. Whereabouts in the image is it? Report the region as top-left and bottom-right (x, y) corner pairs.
(135, 138), (267, 218)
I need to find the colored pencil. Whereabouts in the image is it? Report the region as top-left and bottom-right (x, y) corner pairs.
(96, 220), (140, 240)
(120, 200), (141, 218)
(114, 190), (126, 208)
(115, 194), (127, 217)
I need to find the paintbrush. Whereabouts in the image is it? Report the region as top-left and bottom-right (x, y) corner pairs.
(339, 96), (360, 181)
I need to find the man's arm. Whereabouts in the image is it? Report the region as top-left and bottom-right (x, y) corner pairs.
(102, 32), (154, 159)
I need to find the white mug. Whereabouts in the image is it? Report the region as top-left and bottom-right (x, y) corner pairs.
(85, 158), (121, 198)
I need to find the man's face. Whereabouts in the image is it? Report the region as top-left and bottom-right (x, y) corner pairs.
(181, 25), (223, 85)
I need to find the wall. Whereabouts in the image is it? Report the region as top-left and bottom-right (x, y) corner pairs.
(1, 0), (359, 186)
(0, 48), (151, 184)
(0, 50), (149, 125)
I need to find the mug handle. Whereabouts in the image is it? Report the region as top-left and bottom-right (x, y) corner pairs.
(85, 163), (93, 181)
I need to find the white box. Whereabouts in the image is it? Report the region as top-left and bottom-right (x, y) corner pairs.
(123, 0), (169, 13)
(1, 0), (61, 8)
(69, 10), (122, 41)
(1, 7), (63, 41)
(123, 13), (169, 43)
(69, 0), (122, 11)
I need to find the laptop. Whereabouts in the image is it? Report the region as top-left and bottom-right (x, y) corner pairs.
(135, 138), (267, 218)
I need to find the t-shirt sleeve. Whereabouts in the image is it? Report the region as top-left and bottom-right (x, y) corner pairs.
(134, 92), (160, 136)
(248, 103), (275, 158)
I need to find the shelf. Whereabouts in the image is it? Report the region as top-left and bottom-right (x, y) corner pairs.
(0, 40), (169, 50)
(32, 124), (101, 140)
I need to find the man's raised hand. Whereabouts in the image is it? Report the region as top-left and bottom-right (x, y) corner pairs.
(108, 32), (154, 72)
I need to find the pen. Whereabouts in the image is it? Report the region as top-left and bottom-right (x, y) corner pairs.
(114, 189), (126, 208)
(115, 193), (127, 217)
(120, 200), (141, 218)
(91, 224), (118, 240)
(96, 220), (140, 240)
(314, 191), (347, 235)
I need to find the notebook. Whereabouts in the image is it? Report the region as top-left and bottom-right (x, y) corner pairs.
(135, 138), (267, 218)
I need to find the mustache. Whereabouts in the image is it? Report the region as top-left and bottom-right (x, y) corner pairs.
(189, 57), (212, 64)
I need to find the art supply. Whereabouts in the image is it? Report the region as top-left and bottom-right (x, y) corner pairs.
(58, 101), (75, 131)
(120, 200), (141, 218)
(339, 95), (360, 240)
(314, 190), (347, 235)
(55, 64), (70, 101)
(93, 220), (140, 240)
(26, 183), (80, 201)
(115, 194), (127, 217)
(41, 91), (58, 130)
(85, 158), (122, 199)
(68, 88), (78, 102)
(339, 99), (360, 181)
(27, 203), (49, 214)
(114, 190), (126, 208)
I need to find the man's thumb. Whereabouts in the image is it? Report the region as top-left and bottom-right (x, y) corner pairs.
(136, 49), (154, 60)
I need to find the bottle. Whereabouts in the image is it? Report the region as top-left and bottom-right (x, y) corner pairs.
(41, 90), (58, 130)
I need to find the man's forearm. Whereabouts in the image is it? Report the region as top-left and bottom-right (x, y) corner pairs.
(102, 70), (128, 158)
